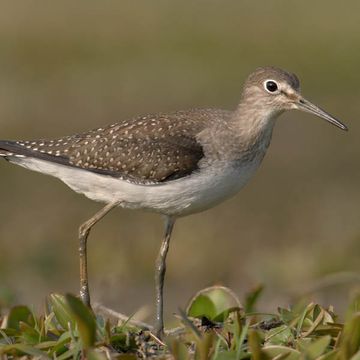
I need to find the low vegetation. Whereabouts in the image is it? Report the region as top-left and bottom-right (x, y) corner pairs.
(1, 285), (360, 359)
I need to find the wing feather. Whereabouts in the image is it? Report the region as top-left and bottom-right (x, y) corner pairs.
(0, 109), (221, 183)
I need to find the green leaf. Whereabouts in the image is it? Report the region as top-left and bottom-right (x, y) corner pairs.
(213, 306), (241, 323)
(278, 307), (296, 324)
(264, 325), (294, 346)
(262, 345), (301, 360)
(194, 331), (215, 360)
(235, 320), (249, 360)
(0, 328), (17, 342)
(88, 349), (108, 360)
(303, 335), (331, 359)
(338, 312), (360, 360)
(56, 345), (81, 360)
(213, 350), (238, 360)
(48, 293), (76, 330)
(244, 285), (264, 313)
(187, 286), (242, 322)
(167, 336), (189, 360)
(65, 293), (96, 349)
(312, 304), (322, 321)
(248, 330), (268, 360)
(0, 343), (50, 358)
(43, 312), (57, 334)
(296, 303), (314, 335)
(110, 332), (137, 353)
(347, 293), (360, 319)
(317, 350), (339, 360)
(18, 322), (41, 344)
(7, 305), (35, 331)
(47, 331), (72, 356)
(34, 341), (58, 350)
(187, 294), (217, 320)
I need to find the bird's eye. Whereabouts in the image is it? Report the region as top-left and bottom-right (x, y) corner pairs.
(264, 80), (279, 93)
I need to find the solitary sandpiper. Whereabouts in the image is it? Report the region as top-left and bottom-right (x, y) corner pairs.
(0, 67), (347, 337)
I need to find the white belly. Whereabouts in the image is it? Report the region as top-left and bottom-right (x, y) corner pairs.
(10, 157), (262, 216)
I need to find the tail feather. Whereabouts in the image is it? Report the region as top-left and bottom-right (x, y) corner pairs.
(0, 140), (70, 165)
(0, 141), (27, 158)
(0, 139), (120, 178)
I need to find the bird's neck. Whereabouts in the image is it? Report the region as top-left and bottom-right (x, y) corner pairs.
(204, 102), (281, 163)
(231, 100), (280, 137)
(227, 102), (282, 161)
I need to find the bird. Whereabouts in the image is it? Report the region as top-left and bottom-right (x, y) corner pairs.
(0, 67), (347, 338)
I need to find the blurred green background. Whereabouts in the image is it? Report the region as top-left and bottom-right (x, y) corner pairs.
(0, 0), (359, 321)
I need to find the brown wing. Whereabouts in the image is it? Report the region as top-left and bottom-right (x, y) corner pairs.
(0, 110), (208, 183)
(67, 125), (205, 182)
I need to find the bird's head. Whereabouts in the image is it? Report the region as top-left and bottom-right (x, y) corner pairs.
(241, 66), (348, 131)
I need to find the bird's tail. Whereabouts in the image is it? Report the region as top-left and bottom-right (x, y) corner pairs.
(0, 139), (74, 168)
(0, 140), (27, 159)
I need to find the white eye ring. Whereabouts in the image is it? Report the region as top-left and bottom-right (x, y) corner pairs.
(263, 79), (279, 94)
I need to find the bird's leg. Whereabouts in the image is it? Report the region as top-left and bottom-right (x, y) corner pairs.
(154, 216), (175, 338)
(79, 202), (119, 307)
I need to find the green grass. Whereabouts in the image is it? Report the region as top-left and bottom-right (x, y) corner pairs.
(1, 286), (360, 359)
